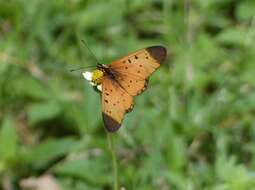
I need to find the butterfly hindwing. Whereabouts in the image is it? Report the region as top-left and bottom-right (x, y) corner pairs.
(110, 46), (166, 96)
(102, 76), (134, 132)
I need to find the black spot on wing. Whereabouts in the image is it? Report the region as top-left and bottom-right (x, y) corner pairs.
(103, 113), (121, 132)
(146, 46), (167, 63)
(126, 103), (134, 113)
(136, 79), (149, 95)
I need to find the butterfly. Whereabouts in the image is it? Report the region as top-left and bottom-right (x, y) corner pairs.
(83, 46), (167, 132)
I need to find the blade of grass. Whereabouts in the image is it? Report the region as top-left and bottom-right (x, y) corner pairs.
(107, 132), (119, 190)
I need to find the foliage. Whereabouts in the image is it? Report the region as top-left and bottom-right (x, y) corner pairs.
(1, 0), (255, 189)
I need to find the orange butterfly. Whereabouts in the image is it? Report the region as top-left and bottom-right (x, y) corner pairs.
(83, 46), (167, 132)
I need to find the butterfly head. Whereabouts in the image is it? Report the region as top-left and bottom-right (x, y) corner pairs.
(97, 63), (109, 70)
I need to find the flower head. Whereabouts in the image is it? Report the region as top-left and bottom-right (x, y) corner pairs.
(82, 71), (102, 92)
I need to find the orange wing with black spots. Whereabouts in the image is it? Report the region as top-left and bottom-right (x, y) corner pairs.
(110, 46), (166, 96)
(102, 76), (134, 132)
(101, 46), (167, 132)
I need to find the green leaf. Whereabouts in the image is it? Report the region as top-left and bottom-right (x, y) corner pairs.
(58, 177), (102, 190)
(28, 101), (61, 125)
(21, 138), (78, 169)
(17, 76), (50, 99)
(0, 116), (18, 167)
(53, 156), (110, 186)
(236, 0), (255, 21)
(216, 28), (246, 46)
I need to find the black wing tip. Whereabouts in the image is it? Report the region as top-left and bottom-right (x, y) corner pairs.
(146, 45), (167, 63)
(102, 113), (121, 132)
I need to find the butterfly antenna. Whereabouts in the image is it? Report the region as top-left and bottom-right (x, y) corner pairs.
(69, 65), (96, 72)
(70, 40), (100, 72)
(81, 40), (101, 65)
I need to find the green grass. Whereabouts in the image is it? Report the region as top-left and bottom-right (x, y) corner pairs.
(1, 0), (255, 189)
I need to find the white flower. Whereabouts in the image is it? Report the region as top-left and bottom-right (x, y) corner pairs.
(82, 72), (92, 81)
(83, 71), (102, 92)
(97, 84), (102, 92)
(89, 82), (96, 86)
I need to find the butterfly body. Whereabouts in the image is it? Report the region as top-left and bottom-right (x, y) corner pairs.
(85, 46), (167, 132)
(97, 64), (118, 81)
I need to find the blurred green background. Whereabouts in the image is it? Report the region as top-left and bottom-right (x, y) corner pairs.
(1, 0), (255, 189)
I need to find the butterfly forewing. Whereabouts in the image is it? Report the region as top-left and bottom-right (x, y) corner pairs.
(102, 76), (134, 132)
(110, 46), (166, 96)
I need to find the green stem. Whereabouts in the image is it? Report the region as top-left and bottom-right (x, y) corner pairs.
(107, 133), (119, 190)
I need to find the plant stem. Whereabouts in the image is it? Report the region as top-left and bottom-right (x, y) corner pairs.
(184, 0), (192, 44)
(107, 132), (119, 190)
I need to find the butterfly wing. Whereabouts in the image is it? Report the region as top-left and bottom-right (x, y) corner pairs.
(102, 76), (134, 132)
(110, 46), (167, 96)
